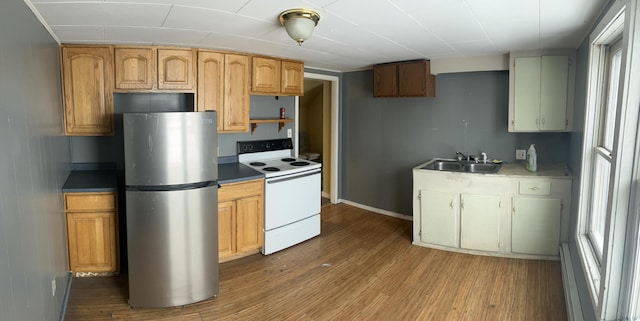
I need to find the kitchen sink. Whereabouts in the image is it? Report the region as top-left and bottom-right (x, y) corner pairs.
(420, 158), (502, 174)
(421, 160), (463, 171)
(462, 163), (501, 173)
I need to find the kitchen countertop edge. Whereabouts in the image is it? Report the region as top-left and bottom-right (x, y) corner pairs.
(63, 170), (118, 193)
(218, 162), (264, 185)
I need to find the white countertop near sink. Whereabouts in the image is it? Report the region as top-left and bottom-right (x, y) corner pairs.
(497, 163), (571, 178)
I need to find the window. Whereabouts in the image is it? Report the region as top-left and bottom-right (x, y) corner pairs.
(575, 1), (640, 319)
(587, 40), (622, 261)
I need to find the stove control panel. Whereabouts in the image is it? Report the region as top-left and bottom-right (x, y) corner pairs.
(237, 138), (293, 154)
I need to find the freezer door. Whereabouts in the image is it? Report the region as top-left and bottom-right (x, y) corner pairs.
(126, 185), (218, 308)
(124, 112), (217, 186)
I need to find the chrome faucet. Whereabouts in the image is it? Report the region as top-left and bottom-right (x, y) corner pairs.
(455, 152), (465, 161)
(481, 152), (487, 164)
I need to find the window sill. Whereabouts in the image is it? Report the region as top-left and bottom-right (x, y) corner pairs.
(576, 234), (601, 310)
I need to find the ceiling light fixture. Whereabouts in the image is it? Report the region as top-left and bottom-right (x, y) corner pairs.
(279, 8), (320, 46)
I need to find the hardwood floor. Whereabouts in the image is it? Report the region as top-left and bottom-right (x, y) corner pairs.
(64, 203), (566, 321)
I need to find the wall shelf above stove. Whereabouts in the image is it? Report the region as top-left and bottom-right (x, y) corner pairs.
(249, 118), (293, 135)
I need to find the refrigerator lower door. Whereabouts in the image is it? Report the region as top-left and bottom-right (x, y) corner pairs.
(126, 184), (218, 308)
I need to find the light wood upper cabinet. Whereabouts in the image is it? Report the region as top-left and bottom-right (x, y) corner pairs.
(281, 60), (304, 95)
(158, 48), (196, 91)
(61, 46), (114, 136)
(224, 53), (250, 132)
(197, 51), (225, 130)
(373, 60), (435, 98)
(251, 56), (304, 96)
(218, 179), (264, 262)
(252, 57), (280, 94)
(114, 47), (156, 90)
(64, 192), (119, 274)
(114, 47), (195, 92)
(197, 50), (250, 132)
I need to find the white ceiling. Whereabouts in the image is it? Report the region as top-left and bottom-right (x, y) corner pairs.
(27, 0), (606, 72)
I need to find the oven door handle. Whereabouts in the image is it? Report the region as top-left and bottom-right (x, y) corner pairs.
(266, 170), (321, 184)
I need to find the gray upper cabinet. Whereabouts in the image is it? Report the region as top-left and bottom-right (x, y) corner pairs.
(508, 50), (576, 132)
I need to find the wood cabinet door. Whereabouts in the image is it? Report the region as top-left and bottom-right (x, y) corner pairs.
(512, 197), (561, 255)
(236, 195), (263, 253)
(373, 64), (398, 97)
(197, 51), (225, 130)
(420, 190), (458, 247)
(114, 47), (156, 90)
(157, 49), (195, 90)
(399, 60), (433, 97)
(224, 54), (250, 132)
(251, 57), (280, 94)
(66, 211), (118, 272)
(281, 60), (304, 95)
(460, 194), (501, 252)
(218, 200), (237, 259)
(61, 46), (114, 136)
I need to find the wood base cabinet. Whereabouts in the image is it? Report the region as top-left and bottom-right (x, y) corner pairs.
(218, 179), (264, 262)
(64, 192), (118, 275)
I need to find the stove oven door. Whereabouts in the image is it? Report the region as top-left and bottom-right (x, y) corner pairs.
(264, 168), (321, 231)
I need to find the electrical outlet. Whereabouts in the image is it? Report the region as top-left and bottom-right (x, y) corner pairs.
(51, 278), (56, 297)
(515, 149), (526, 160)
(287, 128), (292, 138)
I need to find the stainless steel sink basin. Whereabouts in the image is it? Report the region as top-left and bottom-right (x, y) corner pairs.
(421, 158), (502, 174)
(422, 160), (462, 171)
(463, 163), (501, 173)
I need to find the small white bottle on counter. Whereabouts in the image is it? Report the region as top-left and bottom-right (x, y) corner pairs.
(526, 144), (537, 172)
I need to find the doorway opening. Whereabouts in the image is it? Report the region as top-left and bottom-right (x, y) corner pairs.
(295, 72), (339, 204)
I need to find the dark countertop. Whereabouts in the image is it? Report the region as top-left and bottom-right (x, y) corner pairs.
(218, 162), (264, 184)
(63, 170), (118, 193)
(62, 158), (263, 193)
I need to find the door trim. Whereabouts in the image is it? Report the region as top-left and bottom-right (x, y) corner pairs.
(296, 72), (340, 204)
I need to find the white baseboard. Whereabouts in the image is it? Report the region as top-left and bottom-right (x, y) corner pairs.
(339, 200), (413, 221)
(560, 243), (584, 321)
(59, 272), (73, 321)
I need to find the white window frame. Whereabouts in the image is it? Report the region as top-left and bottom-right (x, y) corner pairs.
(575, 0), (640, 319)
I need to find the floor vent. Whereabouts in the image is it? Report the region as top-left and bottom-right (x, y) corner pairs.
(560, 243), (584, 321)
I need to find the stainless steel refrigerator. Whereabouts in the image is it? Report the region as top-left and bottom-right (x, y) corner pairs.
(123, 111), (218, 308)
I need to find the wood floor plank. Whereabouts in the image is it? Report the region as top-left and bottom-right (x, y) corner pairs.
(64, 203), (566, 321)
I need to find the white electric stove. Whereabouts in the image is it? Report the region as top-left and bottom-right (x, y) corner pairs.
(237, 138), (322, 255)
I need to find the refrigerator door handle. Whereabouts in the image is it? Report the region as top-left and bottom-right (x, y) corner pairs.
(127, 181), (218, 192)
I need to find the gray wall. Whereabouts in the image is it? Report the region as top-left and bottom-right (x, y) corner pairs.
(218, 95), (295, 156)
(0, 1), (71, 320)
(71, 94), (295, 161)
(341, 70), (571, 215)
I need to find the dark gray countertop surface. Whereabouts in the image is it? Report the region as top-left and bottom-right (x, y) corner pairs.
(62, 170), (118, 193)
(218, 162), (264, 184)
(63, 159), (263, 193)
